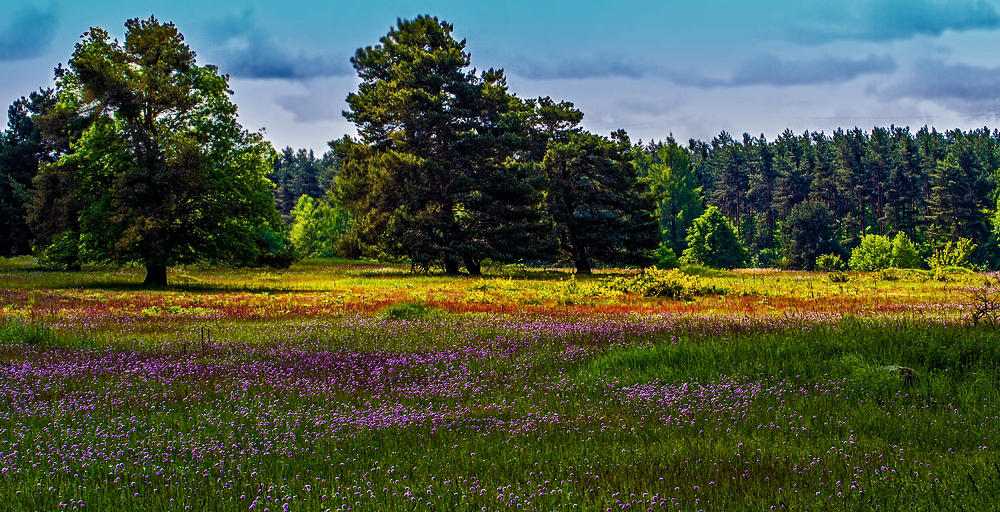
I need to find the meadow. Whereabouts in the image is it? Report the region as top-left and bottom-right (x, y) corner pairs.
(0, 258), (998, 511)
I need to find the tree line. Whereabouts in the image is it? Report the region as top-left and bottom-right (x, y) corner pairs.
(664, 125), (1000, 269)
(2, 15), (1000, 285)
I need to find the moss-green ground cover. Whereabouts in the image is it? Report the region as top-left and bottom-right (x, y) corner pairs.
(0, 259), (998, 510)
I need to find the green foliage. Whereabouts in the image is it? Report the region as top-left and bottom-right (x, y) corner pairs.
(815, 253), (846, 271)
(602, 268), (725, 300)
(0, 88), (58, 257)
(927, 238), (977, 270)
(679, 206), (747, 269)
(890, 232), (922, 269)
(634, 138), (704, 256)
(40, 230), (81, 270)
(30, 17), (285, 286)
(270, 147), (336, 215)
(544, 129), (659, 273)
(751, 247), (781, 268)
(784, 200), (843, 269)
(652, 243), (679, 269)
(335, 16), (550, 275)
(827, 270), (850, 282)
(927, 135), (991, 243)
(849, 234), (893, 271)
(289, 195), (352, 258)
(381, 301), (436, 320)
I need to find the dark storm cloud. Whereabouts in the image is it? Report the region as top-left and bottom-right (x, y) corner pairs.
(785, 0), (1000, 44)
(0, 6), (58, 61)
(203, 10), (348, 79)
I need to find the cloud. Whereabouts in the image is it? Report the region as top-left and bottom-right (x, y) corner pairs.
(883, 59), (1000, 114)
(728, 54), (897, 87)
(273, 78), (353, 122)
(0, 6), (58, 61)
(506, 53), (649, 80)
(507, 52), (895, 88)
(784, 0), (1000, 44)
(203, 10), (349, 79)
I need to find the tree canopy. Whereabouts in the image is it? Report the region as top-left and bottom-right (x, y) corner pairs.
(680, 206), (747, 269)
(334, 16), (550, 274)
(29, 17), (285, 286)
(542, 128), (658, 273)
(0, 89), (57, 257)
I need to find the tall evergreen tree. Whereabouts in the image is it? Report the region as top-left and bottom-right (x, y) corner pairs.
(785, 200), (843, 269)
(634, 137), (703, 257)
(927, 132), (992, 243)
(0, 89), (57, 256)
(884, 126), (924, 237)
(543, 129), (658, 273)
(334, 16), (547, 274)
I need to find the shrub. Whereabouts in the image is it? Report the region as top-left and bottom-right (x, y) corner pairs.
(603, 268), (726, 300)
(828, 271), (850, 283)
(679, 207), (748, 269)
(815, 253), (846, 271)
(890, 232), (922, 269)
(927, 238), (977, 270)
(652, 243), (679, 269)
(849, 234), (893, 271)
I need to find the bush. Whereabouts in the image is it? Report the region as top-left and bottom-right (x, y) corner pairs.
(679, 207), (748, 269)
(815, 253), (846, 271)
(828, 271), (850, 283)
(890, 232), (922, 269)
(849, 234), (893, 271)
(927, 238), (977, 270)
(603, 268), (726, 300)
(652, 243), (679, 269)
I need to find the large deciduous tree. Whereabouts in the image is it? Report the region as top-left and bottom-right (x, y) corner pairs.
(30, 17), (285, 286)
(334, 16), (548, 274)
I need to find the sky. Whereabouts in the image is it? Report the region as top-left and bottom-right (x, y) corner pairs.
(4, 0), (1000, 153)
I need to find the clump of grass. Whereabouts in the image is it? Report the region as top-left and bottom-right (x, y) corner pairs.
(828, 270), (850, 282)
(678, 264), (736, 278)
(381, 301), (437, 320)
(0, 319), (93, 349)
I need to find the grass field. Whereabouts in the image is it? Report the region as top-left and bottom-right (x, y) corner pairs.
(1, 258), (998, 510)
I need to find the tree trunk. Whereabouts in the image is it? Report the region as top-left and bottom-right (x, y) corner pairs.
(143, 264), (168, 288)
(464, 258), (481, 276)
(444, 258), (461, 276)
(568, 231), (591, 274)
